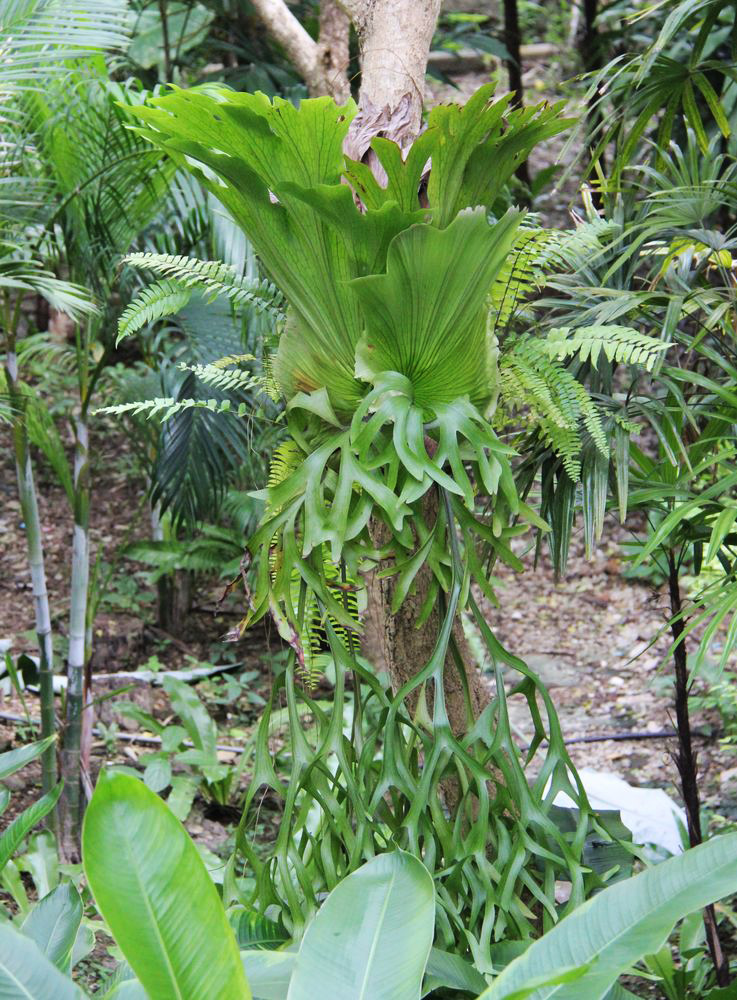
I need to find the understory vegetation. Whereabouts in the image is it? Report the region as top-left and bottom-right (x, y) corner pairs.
(1, 0), (737, 998)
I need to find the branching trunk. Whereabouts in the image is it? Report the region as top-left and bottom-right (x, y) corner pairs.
(5, 339), (58, 812)
(667, 551), (729, 987)
(249, 0), (351, 101)
(342, 0), (440, 134)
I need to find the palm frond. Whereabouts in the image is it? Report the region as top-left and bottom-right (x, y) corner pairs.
(0, 0), (131, 91)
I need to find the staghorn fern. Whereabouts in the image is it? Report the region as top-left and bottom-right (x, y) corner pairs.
(119, 252), (285, 342)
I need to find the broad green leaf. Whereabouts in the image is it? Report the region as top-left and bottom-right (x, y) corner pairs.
(83, 770), (250, 1000)
(0, 737), (55, 780)
(21, 884), (82, 973)
(423, 947), (488, 994)
(351, 210), (522, 412)
(242, 951), (295, 1000)
(0, 783), (62, 873)
(287, 851), (435, 1000)
(0, 920), (83, 999)
(477, 834), (737, 999)
(163, 676), (218, 759)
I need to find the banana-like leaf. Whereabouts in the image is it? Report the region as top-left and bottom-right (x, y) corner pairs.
(83, 770), (251, 1000)
(477, 833), (737, 1000)
(0, 736), (55, 780)
(21, 883), (82, 973)
(0, 921), (83, 999)
(287, 851), (435, 1000)
(0, 782), (62, 873)
(243, 951), (295, 1000)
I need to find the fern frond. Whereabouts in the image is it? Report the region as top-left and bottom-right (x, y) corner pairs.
(268, 440), (303, 490)
(500, 339), (608, 480)
(123, 252), (286, 317)
(544, 325), (668, 371)
(178, 356), (260, 394)
(118, 279), (192, 342)
(96, 396), (242, 421)
(491, 227), (551, 329)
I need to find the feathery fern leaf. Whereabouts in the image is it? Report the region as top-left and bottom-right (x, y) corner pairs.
(117, 279), (192, 342)
(500, 340), (608, 480)
(178, 357), (260, 394)
(544, 325), (668, 371)
(122, 252), (285, 317)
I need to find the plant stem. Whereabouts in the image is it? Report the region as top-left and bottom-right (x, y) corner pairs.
(3, 315), (58, 816)
(60, 413), (90, 854)
(667, 550), (729, 987)
(502, 0), (530, 187)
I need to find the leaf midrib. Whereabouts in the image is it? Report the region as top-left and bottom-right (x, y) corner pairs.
(119, 834), (185, 1000)
(357, 870), (397, 1000)
(541, 858), (733, 1000)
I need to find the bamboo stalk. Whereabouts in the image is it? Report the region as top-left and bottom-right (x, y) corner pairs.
(3, 315), (58, 813)
(60, 414), (90, 852)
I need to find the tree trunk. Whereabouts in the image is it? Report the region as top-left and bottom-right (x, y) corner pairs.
(502, 0), (530, 187)
(345, 0), (440, 135)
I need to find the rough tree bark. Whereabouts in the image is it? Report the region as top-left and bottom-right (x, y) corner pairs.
(245, 0), (490, 738)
